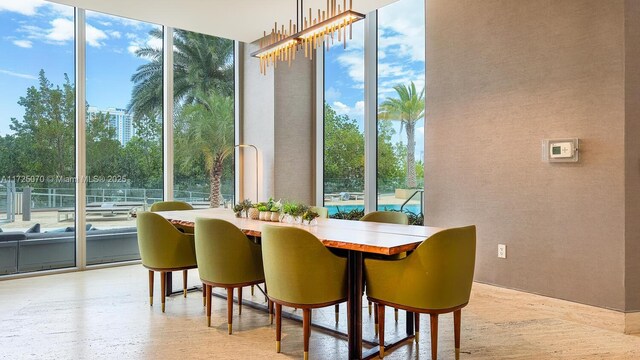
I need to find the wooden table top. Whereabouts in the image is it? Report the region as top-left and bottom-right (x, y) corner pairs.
(154, 208), (445, 255)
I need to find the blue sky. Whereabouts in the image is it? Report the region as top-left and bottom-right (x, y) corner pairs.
(0, 0), (425, 157)
(325, 0), (426, 158)
(0, 0), (158, 135)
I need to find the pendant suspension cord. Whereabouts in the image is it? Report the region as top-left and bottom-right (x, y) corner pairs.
(300, 0), (304, 30)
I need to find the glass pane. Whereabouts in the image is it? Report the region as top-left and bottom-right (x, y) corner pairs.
(85, 12), (162, 265)
(377, 0), (426, 222)
(172, 30), (235, 208)
(323, 21), (365, 219)
(0, 1), (76, 275)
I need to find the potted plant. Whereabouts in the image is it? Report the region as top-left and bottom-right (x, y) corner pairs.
(301, 209), (319, 226)
(240, 199), (253, 218)
(248, 203), (260, 220)
(257, 203), (270, 221)
(269, 200), (282, 222)
(233, 203), (244, 218)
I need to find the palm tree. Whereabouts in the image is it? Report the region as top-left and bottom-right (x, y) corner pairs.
(128, 28), (234, 119)
(129, 27), (234, 207)
(378, 82), (425, 189)
(174, 92), (234, 208)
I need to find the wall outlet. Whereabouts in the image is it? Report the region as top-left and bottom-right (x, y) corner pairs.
(498, 244), (507, 259)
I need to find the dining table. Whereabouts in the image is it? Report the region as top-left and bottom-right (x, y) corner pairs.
(153, 208), (445, 359)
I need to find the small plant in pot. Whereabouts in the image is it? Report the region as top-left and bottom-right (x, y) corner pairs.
(240, 199), (253, 218)
(301, 209), (319, 226)
(269, 201), (282, 222)
(233, 203), (244, 217)
(257, 204), (270, 221)
(248, 203), (261, 220)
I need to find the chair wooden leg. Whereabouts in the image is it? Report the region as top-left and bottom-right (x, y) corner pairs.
(160, 271), (166, 313)
(182, 270), (188, 298)
(238, 287), (243, 315)
(430, 314), (439, 360)
(378, 304), (385, 358)
(334, 304), (339, 323)
(454, 310), (461, 360)
(303, 309), (311, 360)
(268, 299), (273, 324)
(394, 308), (399, 322)
(374, 304), (379, 336)
(202, 283), (206, 306)
(251, 285), (254, 296)
(148, 270), (154, 306)
(206, 285), (212, 327)
(275, 303), (282, 353)
(227, 288), (234, 334)
(415, 313), (420, 342)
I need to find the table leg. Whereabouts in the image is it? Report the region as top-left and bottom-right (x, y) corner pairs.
(406, 310), (415, 335)
(347, 250), (363, 360)
(165, 271), (172, 297)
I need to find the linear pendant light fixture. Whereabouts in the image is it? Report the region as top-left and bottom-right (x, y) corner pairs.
(251, 0), (365, 74)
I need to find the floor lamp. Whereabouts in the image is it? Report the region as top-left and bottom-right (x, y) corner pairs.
(234, 144), (259, 203)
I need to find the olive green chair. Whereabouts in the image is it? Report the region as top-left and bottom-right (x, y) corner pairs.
(365, 225), (476, 359)
(310, 206), (329, 219)
(261, 225), (348, 360)
(149, 200), (194, 212)
(150, 200), (196, 299)
(360, 210), (409, 225)
(136, 211), (197, 313)
(360, 211), (409, 325)
(310, 206), (341, 322)
(195, 218), (267, 334)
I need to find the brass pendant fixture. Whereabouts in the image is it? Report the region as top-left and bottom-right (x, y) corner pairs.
(251, 0), (365, 74)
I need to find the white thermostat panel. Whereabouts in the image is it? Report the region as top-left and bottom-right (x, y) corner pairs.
(542, 138), (579, 162)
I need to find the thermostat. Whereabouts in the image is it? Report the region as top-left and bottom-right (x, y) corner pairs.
(542, 138), (579, 162)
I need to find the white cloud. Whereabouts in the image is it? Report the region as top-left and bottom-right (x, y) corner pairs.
(146, 36), (162, 50)
(86, 23), (108, 47)
(377, 0), (425, 63)
(47, 2), (74, 18)
(336, 50), (364, 86)
(86, 11), (144, 29)
(127, 45), (140, 55)
(19, 18), (108, 47)
(13, 40), (32, 48)
(0, 68), (37, 80)
(325, 86), (342, 102)
(332, 100), (365, 119)
(45, 18), (73, 43)
(127, 34), (162, 57)
(0, 0), (46, 16)
(108, 30), (121, 39)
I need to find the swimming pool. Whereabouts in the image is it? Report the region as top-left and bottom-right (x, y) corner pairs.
(326, 204), (422, 215)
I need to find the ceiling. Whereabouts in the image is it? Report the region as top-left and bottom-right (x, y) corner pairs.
(47, 0), (398, 43)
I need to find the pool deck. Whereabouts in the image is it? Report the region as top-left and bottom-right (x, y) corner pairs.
(0, 194), (421, 232)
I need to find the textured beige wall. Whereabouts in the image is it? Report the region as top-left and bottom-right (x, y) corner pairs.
(240, 43), (315, 205)
(274, 48), (316, 205)
(625, 0), (640, 312)
(425, 0), (627, 310)
(241, 41), (275, 202)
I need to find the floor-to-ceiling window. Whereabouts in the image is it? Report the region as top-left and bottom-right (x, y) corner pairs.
(85, 11), (163, 265)
(376, 0), (426, 219)
(0, 1), (76, 274)
(321, 1), (426, 222)
(323, 21), (366, 217)
(172, 30), (235, 208)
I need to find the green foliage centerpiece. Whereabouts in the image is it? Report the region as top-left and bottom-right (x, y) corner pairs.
(234, 199), (253, 218)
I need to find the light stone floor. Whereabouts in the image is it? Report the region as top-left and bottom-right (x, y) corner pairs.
(1, 265), (639, 359)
